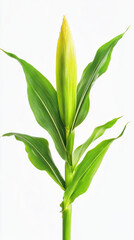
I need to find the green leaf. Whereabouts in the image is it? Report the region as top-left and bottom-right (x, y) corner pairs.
(75, 63), (91, 127)
(72, 30), (127, 129)
(64, 125), (127, 205)
(3, 133), (65, 190)
(1, 50), (67, 160)
(72, 117), (122, 167)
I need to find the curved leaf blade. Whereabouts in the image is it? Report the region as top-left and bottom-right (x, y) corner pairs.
(72, 117), (122, 167)
(72, 30), (127, 129)
(1, 50), (67, 160)
(3, 133), (65, 190)
(64, 125), (127, 204)
(75, 96), (90, 128)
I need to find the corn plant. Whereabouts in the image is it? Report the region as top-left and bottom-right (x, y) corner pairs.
(1, 17), (128, 240)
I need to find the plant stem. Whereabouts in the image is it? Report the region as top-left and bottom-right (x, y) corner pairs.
(65, 161), (73, 187)
(62, 204), (72, 240)
(62, 161), (73, 240)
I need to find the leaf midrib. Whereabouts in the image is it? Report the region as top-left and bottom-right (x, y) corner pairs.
(28, 81), (66, 153)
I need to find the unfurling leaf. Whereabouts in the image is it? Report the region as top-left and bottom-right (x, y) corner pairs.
(1, 50), (67, 160)
(3, 133), (65, 190)
(72, 117), (122, 167)
(64, 125), (127, 205)
(56, 16), (77, 137)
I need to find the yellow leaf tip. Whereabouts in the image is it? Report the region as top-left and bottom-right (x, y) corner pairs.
(0, 48), (5, 53)
(123, 26), (131, 35)
(62, 15), (67, 24)
(126, 25), (131, 31)
(60, 16), (70, 39)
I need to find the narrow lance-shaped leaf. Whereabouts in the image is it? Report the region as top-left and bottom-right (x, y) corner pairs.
(1, 50), (67, 160)
(64, 125), (127, 205)
(72, 116), (122, 167)
(3, 133), (65, 190)
(73, 29), (128, 128)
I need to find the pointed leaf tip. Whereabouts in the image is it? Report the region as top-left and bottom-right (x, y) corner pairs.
(62, 16), (73, 32)
(125, 26), (131, 33)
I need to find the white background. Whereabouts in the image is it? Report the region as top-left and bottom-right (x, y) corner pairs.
(0, 0), (134, 239)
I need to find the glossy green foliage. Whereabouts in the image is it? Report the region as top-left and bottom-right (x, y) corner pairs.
(1, 50), (67, 160)
(1, 21), (128, 239)
(72, 117), (122, 167)
(64, 125), (127, 205)
(3, 133), (65, 190)
(72, 31), (126, 129)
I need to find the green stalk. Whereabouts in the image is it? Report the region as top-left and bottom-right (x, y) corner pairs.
(62, 203), (72, 240)
(62, 146), (73, 240)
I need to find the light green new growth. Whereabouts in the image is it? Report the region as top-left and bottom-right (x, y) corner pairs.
(1, 17), (128, 240)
